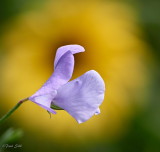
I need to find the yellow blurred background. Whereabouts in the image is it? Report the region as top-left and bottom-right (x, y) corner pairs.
(0, 0), (159, 152)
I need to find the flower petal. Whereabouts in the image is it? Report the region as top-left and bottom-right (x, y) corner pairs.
(29, 50), (75, 112)
(30, 51), (74, 98)
(52, 70), (105, 123)
(30, 45), (84, 101)
(29, 90), (57, 114)
(54, 44), (85, 68)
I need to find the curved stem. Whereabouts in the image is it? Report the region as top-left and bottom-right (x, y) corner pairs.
(0, 98), (29, 125)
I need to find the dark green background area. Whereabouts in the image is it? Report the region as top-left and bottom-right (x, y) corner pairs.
(0, 0), (44, 24)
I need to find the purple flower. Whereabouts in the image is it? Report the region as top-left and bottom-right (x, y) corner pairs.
(29, 45), (105, 123)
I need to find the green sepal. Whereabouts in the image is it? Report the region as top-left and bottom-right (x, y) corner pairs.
(50, 104), (64, 110)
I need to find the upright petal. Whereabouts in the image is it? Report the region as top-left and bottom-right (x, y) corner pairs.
(52, 70), (105, 123)
(30, 51), (74, 96)
(54, 45), (85, 68)
(29, 51), (74, 110)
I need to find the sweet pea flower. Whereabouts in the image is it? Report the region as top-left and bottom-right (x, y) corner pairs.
(29, 45), (105, 123)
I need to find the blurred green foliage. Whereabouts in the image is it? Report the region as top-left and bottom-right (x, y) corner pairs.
(0, 128), (23, 145)
(0, 128), (23, 152)
(0, 0), (45, 34)
(133, 0), (160, 58)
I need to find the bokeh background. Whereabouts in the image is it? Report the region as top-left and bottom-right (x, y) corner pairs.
(0, 0), (160, 152)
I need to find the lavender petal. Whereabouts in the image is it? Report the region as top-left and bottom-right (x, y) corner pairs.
(54, 44), (85, 68)
(52, 70), (105, 123)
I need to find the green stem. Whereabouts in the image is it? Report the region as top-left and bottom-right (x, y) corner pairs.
(0, 98), (29, 125)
